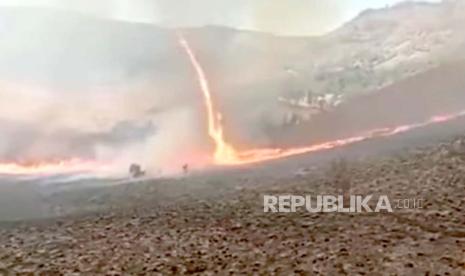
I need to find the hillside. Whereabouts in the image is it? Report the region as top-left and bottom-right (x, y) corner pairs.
(2, 2), (464, 92)
(1, 1), (465, 148)
(310, 0), (465, 95)
(274, 61), (465, 147)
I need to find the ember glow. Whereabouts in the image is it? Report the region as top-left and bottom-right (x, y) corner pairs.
(178, 32), (465, 166)
(0, 159), (111, 176)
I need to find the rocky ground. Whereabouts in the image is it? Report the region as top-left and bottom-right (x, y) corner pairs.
(1, 137), (465, 275)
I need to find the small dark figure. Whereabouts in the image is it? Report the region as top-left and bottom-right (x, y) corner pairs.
(129, 163), (145, 178)
(182, 163), (189, 175)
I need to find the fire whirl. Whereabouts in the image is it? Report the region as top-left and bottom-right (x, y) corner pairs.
(178, 32), (465, 166)
(178, 33), (238, 164)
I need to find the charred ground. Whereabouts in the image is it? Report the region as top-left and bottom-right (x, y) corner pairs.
(1, 118), (465, 274)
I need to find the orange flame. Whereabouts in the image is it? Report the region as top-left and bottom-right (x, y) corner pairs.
(0, 159), (111, 176)
(178, 32), (465, 166)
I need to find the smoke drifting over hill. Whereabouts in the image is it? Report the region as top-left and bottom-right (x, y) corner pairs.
(0, 0), (460, 176)
(0, 78), (209, 174)
(0, 0), (437, 35)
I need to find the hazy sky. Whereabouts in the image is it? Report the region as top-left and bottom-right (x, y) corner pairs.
(0, 0), (441, 35)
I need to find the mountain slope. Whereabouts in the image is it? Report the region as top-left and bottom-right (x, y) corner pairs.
(274, 61), (465, 147)
(1, 1), (464, 147)
(2, 1), (464, 93)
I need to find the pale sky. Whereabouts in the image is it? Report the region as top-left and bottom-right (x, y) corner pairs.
(0, 0), (441, 36)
